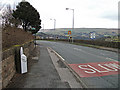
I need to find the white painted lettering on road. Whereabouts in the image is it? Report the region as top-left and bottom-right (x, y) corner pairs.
(78, 65), (96, 73)
(78, 62), (119, 74)
(69, 61), (119, 77)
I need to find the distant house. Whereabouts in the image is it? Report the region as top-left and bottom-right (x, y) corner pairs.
(89, 31), (96, 39)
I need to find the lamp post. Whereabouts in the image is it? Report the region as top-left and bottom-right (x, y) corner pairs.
(50, 18), (56, 40)
(66, 8), (74, 43)
(42, 24), (44, 32)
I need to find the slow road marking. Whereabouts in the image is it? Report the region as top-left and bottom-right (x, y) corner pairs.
(69, 61), (120, 77)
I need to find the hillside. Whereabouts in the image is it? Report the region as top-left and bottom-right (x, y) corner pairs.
(2, 26), (34, 50)
(42, 28), (118, 34)
(39, 28), (118, 40)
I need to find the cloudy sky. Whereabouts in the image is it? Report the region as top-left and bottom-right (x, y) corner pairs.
(0, 0), (119, 29)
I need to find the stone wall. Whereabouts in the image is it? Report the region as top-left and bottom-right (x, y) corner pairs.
(2, 40), (34, 88)
(0, 28), (2, 90)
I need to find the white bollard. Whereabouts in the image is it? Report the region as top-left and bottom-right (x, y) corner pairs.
(20, 47), (27, 74)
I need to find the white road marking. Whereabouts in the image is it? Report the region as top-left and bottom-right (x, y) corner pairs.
(48, 47), (65, 61)
(74, 48), (118, 62)
(100, 53), (118, 58)
(100, 53), (105, 55)
(74, 48), (82, 51)
(106, 58), (118, 62)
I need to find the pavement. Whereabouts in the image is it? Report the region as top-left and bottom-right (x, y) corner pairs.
(3, 44), (82, 89)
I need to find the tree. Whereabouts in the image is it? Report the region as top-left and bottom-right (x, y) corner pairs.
(12, 1), (41, 34)
(0, 2), (20, 28)
(2, 4), (13, 27)
(0, 3), (5, 28)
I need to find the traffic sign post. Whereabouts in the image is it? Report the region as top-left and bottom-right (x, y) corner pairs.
(68, 30), (72, 42)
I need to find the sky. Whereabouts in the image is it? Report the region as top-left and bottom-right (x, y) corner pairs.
(0, 0), (119, 29)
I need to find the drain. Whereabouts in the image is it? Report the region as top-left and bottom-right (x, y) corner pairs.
(57, 60), (67, 68)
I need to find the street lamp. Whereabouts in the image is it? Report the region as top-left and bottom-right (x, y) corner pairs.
(50, 18), (56, 40)
(42, 24), (44, 32)
(66, 8), (74, 43)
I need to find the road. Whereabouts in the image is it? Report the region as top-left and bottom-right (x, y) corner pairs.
(37, 40), (119, 88)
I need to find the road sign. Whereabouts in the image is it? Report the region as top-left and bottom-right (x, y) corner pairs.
(32, 28), (35, 30)
(90, 32), (96, 39)
(69, 61), (119, 77)
(68, 31), (71, 35)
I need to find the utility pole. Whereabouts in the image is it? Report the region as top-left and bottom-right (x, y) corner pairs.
(50, 18), (56, 40)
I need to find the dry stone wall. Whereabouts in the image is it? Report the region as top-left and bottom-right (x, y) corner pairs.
(2, 40), (34, 88)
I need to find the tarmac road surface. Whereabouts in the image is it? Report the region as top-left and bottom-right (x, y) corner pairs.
(37, 40), (119, 88)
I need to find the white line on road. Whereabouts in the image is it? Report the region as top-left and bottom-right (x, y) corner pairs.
(106, 57), (118, 62)
(73, 48), (118, 62)
(48, 47), (65, 61)
(74, 48), (82, 51)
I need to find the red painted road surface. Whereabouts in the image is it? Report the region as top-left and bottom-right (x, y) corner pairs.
(69, 61), (120, 77)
